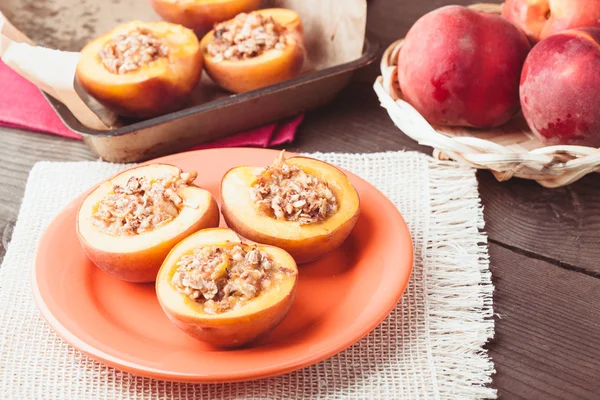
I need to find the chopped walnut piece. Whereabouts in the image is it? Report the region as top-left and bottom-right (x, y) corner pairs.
(92, 170), (197, 236)
(250, 151), (338, 225)
(206, 12), (288, 62)
(172, 244), (295, 314)
(98, 27), (169, 74)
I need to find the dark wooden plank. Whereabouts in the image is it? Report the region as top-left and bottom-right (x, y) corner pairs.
(488, 243), (600, 400)
(287, 82), (427, 154)
(0, 128), (95, 263)
(479, 170), (600, 277)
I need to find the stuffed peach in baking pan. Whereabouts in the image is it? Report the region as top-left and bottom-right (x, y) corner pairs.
(76, 21), (203, 118)
(199, 8), (306, 93)
(150, 0), (261, 36)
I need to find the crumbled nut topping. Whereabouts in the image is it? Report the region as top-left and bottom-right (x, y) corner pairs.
(92, 170), (197, 236)
(206, 12), (288, 62)
(172, 244), (295, 314)
(250, 152), (338, 225)
(98, 27), (169, 74)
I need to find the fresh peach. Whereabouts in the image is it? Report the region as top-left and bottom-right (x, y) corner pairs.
(520, 28), (600, 147)
(502, 0), (600, 43)
(199, 8), (305, 93)
(76, 164), (220, 282)
(220, 153), (360, 264)
(76, 21), (203, 118)
(150, 0), (261, 37)
(398, 5), (531, 128)
(156, 227), (298, 347)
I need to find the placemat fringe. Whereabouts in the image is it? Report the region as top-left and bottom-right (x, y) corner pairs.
(425, 159), (496, 400)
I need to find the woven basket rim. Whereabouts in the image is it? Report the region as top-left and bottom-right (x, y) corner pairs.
(374, 2), (600, 188)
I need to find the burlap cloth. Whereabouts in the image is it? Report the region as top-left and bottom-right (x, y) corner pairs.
(0, 151), (497, 399)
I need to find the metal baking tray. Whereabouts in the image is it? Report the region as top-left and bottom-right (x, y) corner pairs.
(4, 0), (379, 163)
(44, 37), (378, 163)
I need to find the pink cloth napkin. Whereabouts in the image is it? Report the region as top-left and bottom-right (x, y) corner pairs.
(0, 60), (302, 148)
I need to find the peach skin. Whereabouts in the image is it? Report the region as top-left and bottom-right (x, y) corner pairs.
(502, 0), (600, 43)
(520, 27), (600, 146)
(398, 5), (531, 128)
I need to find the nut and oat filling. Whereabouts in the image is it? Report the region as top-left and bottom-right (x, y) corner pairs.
(92, 171), (197, 236)
(172, 245), (295, 314)
(98, 27), (169, 74)
(250, 153), (339, 225)
(206, 12), (288, 62)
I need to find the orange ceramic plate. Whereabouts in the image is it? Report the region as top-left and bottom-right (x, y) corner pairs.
(32, 148), (413, 383)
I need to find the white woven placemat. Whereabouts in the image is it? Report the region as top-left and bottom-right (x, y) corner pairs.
(0, 151), (496, 399)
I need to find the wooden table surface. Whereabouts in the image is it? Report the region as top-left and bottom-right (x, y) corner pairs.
(2, 0), (600, 398)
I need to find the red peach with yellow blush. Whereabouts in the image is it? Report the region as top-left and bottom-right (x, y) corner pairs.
(397, 5), (531, 128)
(520, 27), (600, 147)
(502, 0), (600, 43)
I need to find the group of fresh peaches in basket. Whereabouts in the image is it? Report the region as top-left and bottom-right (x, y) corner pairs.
(75, 0), (305, 119)
(397, 0), (600, 147)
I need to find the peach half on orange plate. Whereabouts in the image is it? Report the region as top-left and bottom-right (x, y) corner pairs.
(76, 20), (203, 118)
(220, 151), (360, 264)
(76, 163), (219, 283)
(156, 227), (298, 347)
(199, 8), (306, 93)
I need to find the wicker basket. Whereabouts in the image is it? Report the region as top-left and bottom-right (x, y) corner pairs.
(373, 2), (600, 188)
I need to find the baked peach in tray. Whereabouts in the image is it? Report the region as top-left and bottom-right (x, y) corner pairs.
(220, 151), (360, 264)
(150, 0), (261, 36)
(156, 227), (298, 347)
(199, 8), (306, 93)
(76, 21), (203, 118)
(76, 164), (219, 283)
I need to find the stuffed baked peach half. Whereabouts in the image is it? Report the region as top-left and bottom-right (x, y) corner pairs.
(156, 227), (298, 347)
(220, 152), (360, 264)
(150, 0), (261, 36)
(76, 20), (203, 118)
(76, 164), (219, 283)
(199, 8), (306, 93)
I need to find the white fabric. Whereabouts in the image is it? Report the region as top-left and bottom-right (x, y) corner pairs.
(0, 151), (496, 399)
